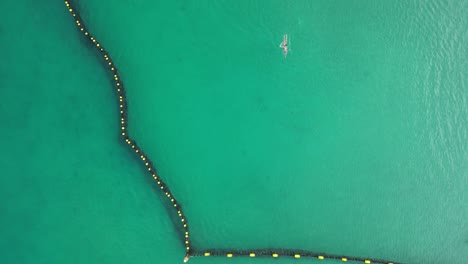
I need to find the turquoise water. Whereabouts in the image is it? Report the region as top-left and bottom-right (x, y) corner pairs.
(1, 0), (467, 263)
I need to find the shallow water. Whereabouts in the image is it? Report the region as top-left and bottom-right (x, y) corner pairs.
(1, 0), (467, 263)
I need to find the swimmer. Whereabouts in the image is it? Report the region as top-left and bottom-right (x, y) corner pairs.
(279, 34), (288, 58)
(183, 253), (190, 263)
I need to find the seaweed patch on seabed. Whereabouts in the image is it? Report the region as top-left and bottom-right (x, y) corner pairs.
(63, 1), (401, 263)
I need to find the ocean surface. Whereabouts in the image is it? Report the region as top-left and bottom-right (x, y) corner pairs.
(1, 0), (467, 263)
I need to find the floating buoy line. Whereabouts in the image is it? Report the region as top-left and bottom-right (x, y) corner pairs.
(64, 1), (400, 263)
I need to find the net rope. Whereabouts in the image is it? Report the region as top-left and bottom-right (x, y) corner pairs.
(64, 1), (400, 263)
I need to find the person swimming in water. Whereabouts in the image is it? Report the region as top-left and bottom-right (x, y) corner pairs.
(279, 34), (288, 58)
